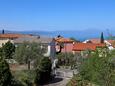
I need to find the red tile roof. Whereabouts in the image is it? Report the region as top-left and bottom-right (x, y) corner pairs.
(0, 34), (30, 39)
(55, 37), (74, 43)
(89, 38), (115, 43)
(107, 40), (115, 44)
(73, 43), (105, 51)
(107, 40), (115, 48)
(88, 39), (115, 47)
(89, 38), (101, 44)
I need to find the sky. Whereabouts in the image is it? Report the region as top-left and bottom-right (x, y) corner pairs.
(0, 0), (115, 31)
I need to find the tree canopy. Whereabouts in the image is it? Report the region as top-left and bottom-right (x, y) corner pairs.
(2, 41), (15, 59)
(100, 32), (104, 43)
(35, 57), (52, 85)
(0, 58), (12, 86)
(13, 42), (45, 64)
(70, 37), (80, 42)
(67, 48), (115, 86)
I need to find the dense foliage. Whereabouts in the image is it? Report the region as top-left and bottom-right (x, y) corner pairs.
(70, 37), (80, 42)
(67, 49), (115, 86)
(1, 41), (15, 59)
(100, 32), (104, 43)
(0, 41), (52, 86)
(12, 70), (35, 86)
(14, 42), (45, 65)
(56, 53), (75, 66)
(35, 57), (52, 85)
(0, 58), (23, 86)
(0, 58), (12, 86)
(56, 52), (81, 69)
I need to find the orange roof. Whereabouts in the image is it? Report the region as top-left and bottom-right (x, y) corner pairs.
(0, 34), (30, 39)
(107, 40), (115, 48)
(73, 43), (105, 51)
(107, 40), (115, 44)
(95, 43), (106, 47)
(89, 39), (115, 44)
(55, 37), (74, 43)
(89, 38), (101, 44)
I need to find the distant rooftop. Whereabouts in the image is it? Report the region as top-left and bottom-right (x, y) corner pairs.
(0, 33), (30, 39)
(13, 35), (52, 44)
(55, 37), (74, 43)
(73, 43), (106, 51)
(0, 33), (52, 44)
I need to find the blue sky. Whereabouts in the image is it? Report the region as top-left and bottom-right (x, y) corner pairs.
(0, 0), (115, 31)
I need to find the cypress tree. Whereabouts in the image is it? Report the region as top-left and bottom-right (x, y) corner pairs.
(2, 29), (4, 34)
(100, 32), (104, 43)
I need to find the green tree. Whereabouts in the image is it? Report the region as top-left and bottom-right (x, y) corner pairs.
(35, 57), (52, 85)
(79, 49), (115, 86)
(0, 48), (3, 57)
(0, 58), (12, 86)
(2, 41), (15, 59)
(14, 42), (45, 64)
(70, 37), (80, 42)
(0, 58), (23, 86)
(12, 70), (35, 86)
(100, 32), (104, 43)
(56, 53), (75, 66)
(67, 48), (115, 86)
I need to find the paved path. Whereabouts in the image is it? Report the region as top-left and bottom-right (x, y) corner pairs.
(44, 69), (78, 86)
(44, 77), (70, 86)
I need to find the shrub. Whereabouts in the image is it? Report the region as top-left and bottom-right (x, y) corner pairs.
(0, 58), (12, 86)
(12, 70), (35, 86)
(35, 57), (52, 85)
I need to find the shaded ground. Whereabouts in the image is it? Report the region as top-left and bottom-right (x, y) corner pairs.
(10, 64), (77, 86)
(43, 68), (77, 86)
(44, 77), (70, 86)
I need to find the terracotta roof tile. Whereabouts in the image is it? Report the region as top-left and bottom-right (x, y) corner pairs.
(55, 37), (74, 43)
(89, 39), (115, 44)
(107, 40), (115, 48)
(73, 43), (105, 51)
(107, 40), (115, 44)
(0, 34), (26, 39)
(89, 38), (101, 44)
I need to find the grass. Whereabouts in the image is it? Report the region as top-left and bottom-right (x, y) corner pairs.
(11, 70), (35, 86)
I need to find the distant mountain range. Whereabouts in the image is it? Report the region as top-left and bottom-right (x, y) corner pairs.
(1, 29), (115, 41)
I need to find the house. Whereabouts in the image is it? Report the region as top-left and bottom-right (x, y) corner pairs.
(104, 40), (115, 50)
(13, 35), (52, 45)
(0, 39), (13, 47)
(55, 37), (75, 53)
(83, 38), (115, 50)
(0, 33), (54, 57)
(0, 33), (31, 47)
(14, 35), (54, 57)
(0, 33), (27, 40)
(73, 43), (106, 54)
